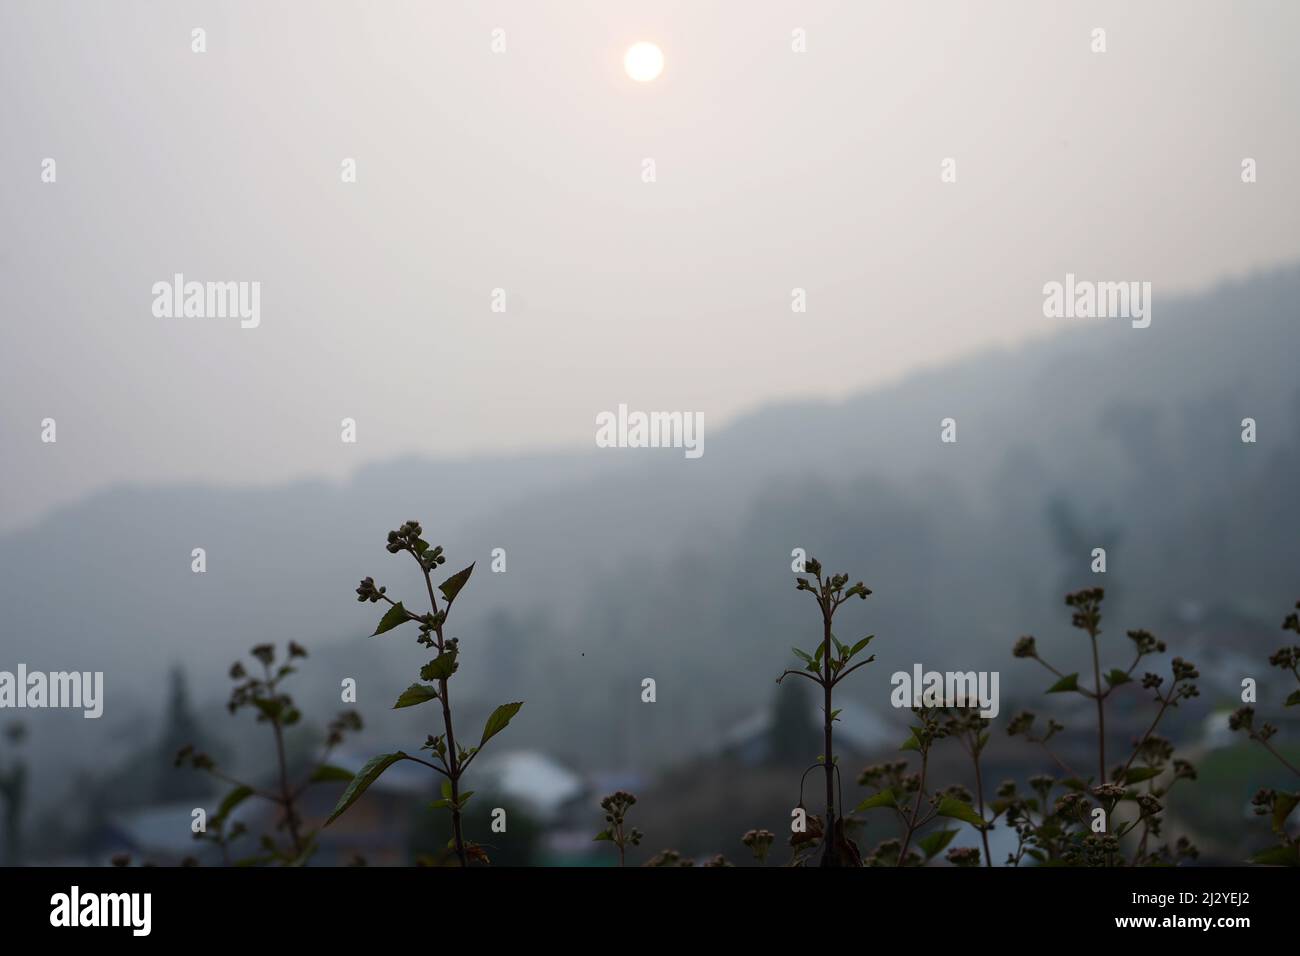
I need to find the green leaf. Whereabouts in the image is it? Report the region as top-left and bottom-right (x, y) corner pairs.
(215, 785), (253, 823)
(420, 651), (458, 682)
(480, 701), (524, 747)
(899, 731), (920, 752)
(1250, 844), (1299, 866)
(849, 636), (874, 657)
(373, 602), (410, 636)
(441, 779), (453, 800)
(791, 647), (814, 666)
(325, 752), (406, 826)
(854, 789), (897, 812)
(1105, 669), (1132, 688)
(936, 796), (985, 827)
(1286, 689), (1300, 707)
(593, 830), (613, 842)
(1272, 792), (1299, 834)
(252, 698), (284, 721)
(394, 683), (439, 708)
(918, 829), (958, 859)
(458, 790), (475, 807)
(1121, 766), (1161, 785)
(1046, 673), (1079, 694)
(309, 764), (355, 784)
(438, 563), (475, 604)
(831, 633), (847, 658)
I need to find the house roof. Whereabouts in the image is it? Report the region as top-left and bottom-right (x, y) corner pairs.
(103, 800), (215, 855)
(472, 749), (584, 819)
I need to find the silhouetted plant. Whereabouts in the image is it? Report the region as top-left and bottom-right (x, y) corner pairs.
(854, 711), (988, 867)
(848, 588), (1200, 867)
(645, 849), (692, 867)
(1004, 588), (1200, 865)
(778, 557), (873, 866)
(593, 790), (642, 866)
(1228, 599), (1300, 866)
(327, 521), (523, 867)
(175, 642), (362, 865)
(0, 723), (26, 866)
(946, 846), (981, 866)
(741, 828), (775, 863)
(940, 708), (996, 866)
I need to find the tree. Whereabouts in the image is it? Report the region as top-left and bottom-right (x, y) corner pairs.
(0, 724), (26, 866)
(767, 678), (818, 766)
(154, 667), (211, 803)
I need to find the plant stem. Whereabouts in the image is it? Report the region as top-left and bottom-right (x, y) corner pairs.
(1088, 627), (1106, 783)
(1118, 684), (1177, 782)
(1134, 816), (1152, 864)
(821, 597), (835, 845)
(420, 563), (469, 867)
(271, 717), (303, 857)
(440, 679), (467, 865)
(971, 742), (992, 868)
(897, 748), (929, 866)
(1255, 736), (1300, 778)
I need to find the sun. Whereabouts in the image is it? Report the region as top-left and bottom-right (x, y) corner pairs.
(624, 42), (664, 82)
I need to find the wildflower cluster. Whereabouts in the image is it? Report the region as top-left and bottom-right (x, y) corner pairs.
(175, 642), (362, 865)
(327, 522), (523, 867)
(593, 791), (643, 866)
(1227, 600), (1300, 866)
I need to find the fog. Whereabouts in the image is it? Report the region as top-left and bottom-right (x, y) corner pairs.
(1, 0), (1298, 867)
(2, 0), (1297, 530)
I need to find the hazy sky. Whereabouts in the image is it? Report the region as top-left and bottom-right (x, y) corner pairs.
(1, 0), (1297, 531)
